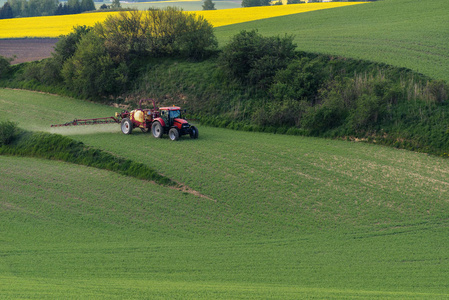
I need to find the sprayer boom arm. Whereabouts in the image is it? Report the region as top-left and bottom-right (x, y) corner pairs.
(51, 117), (120, 127)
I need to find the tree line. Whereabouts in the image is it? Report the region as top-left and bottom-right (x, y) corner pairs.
(0, 0), (97, 19)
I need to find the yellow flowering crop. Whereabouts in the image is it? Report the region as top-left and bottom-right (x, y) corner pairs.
(0, 2), (363, 39)
(0, 12), (121, 39)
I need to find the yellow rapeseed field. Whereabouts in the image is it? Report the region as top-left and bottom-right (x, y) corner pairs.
(0, 2), (363, 39)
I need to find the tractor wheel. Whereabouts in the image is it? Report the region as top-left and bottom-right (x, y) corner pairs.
(121, 118), (133, 134)
(152, 121), (163, 138)
(169, 128), (180, 141)
(189, 126), (199, 139)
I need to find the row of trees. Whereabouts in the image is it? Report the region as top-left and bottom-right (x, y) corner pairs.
(0, 0), (96, 19)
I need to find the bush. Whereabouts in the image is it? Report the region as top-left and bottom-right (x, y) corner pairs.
(61, 31), (129, 98)
(219, 30), (296, 87)
(0, 55), (13, 79)
(95, 8), (217, 61)
(0, 121), (18, 146)
(269, 57), (327, 103)
(53, 25), (92, 64)
(301, 95), (348, 133)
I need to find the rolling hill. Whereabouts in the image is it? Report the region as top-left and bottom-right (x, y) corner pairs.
(215, 0), (449, 83)
(1, 0), (449, 298)
(1, 89), (449, 298)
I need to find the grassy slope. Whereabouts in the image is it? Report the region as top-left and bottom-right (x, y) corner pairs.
(1, 89), (449, 298)
(215, 0), (449, 82)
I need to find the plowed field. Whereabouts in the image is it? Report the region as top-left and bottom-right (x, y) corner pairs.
(0, 38), (57, 64)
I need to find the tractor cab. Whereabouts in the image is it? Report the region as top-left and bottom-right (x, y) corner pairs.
(153, 106), (198, 140)
(160, 106), (182, 127)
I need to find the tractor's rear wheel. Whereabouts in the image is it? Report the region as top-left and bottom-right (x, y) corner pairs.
(169, 128), (180, 141)
(189, 126), (199, 139)
(152, 121), (163, 138)
(121, 118), (133, 134)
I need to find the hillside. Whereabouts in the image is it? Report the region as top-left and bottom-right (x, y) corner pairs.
(1, 89), (449, 298)
(215, 0), (449, 83)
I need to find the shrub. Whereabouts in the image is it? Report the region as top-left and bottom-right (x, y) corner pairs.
(348, 94), (385, 131)
(269, 57), (327, 103)
(0, 121), (18, 146)
(95, 8), (217, 61)
(301, 95), (348, 133)
(53, 25), (92, 64)
(219, 30), (296, 88)
(0, 55), (13, 79)
(61, 31), (129, 98)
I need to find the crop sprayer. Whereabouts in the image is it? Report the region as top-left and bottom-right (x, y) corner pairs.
(51, 99), (199, 141)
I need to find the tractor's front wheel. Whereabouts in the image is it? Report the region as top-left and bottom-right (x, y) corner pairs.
(152, 121), (163, 138)
(189, 126), (199, 139)
(121, 118), (133, 134)
(169, 128), (180, 141)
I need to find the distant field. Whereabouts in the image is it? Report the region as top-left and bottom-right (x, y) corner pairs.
(1, 88), (449, 298)
(215, 0), (449, 82)
(114, 0), (242, 11)
(0, 2), (363, 38)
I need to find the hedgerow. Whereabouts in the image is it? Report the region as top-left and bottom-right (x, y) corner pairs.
(0, 127), (174, 185)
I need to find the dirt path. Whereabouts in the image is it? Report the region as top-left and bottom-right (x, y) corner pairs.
(0, 38), (58, 64)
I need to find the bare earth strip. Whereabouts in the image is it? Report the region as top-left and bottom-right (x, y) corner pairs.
(0, 38), (58, 64)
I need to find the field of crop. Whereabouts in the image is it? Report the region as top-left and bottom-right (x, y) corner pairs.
(215, 0), (449, 83)
(1, 88), (449, 298)
(115, 0), (242, 11)
(0, 2), (362, 38)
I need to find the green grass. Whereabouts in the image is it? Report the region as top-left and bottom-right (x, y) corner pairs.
(1, 88), (449, 298)
(215, 0), (449, 83)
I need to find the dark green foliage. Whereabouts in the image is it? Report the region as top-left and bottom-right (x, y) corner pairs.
(95, 8), (217, 61)
(202, 0), (216, 10)
(0, 2), (13, 19)
(53, 25), (92, 64)
(0, 121), (18, 146)
(219, 30), (296, 87)
(61, 31), (129, 98)
(269, 57), (327, 104)
(80, 0), (95, 12)
(0, 129), (173, 185)
(241, 0), (270, 7)
(0, 55), (12, 78)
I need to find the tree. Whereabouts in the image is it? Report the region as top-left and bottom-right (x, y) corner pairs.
(111, 0), (120, 9)
(61, 31), (128, 98)
(0, 2), (13, 19)
(241, 0), (270, 7)
(67, 0), (81, 14)
(80, 0), (95, 12)
(95, 8), (217, 60)
(202, 0), (216, 10)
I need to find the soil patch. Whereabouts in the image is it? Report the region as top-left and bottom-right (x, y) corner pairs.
(0, 38), (58, 64)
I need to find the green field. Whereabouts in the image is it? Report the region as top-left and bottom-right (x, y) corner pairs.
(215, 0), (449, 83)
(96, 0), (242, 11)
(1, 88), (449, 298)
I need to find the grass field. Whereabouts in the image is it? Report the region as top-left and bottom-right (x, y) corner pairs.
(215, 0), (449, 83)
(1, 88), (449, 298)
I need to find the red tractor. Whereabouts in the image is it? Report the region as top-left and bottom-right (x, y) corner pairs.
(51, 98), (198, 141)
(116, 99), (198, 141)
